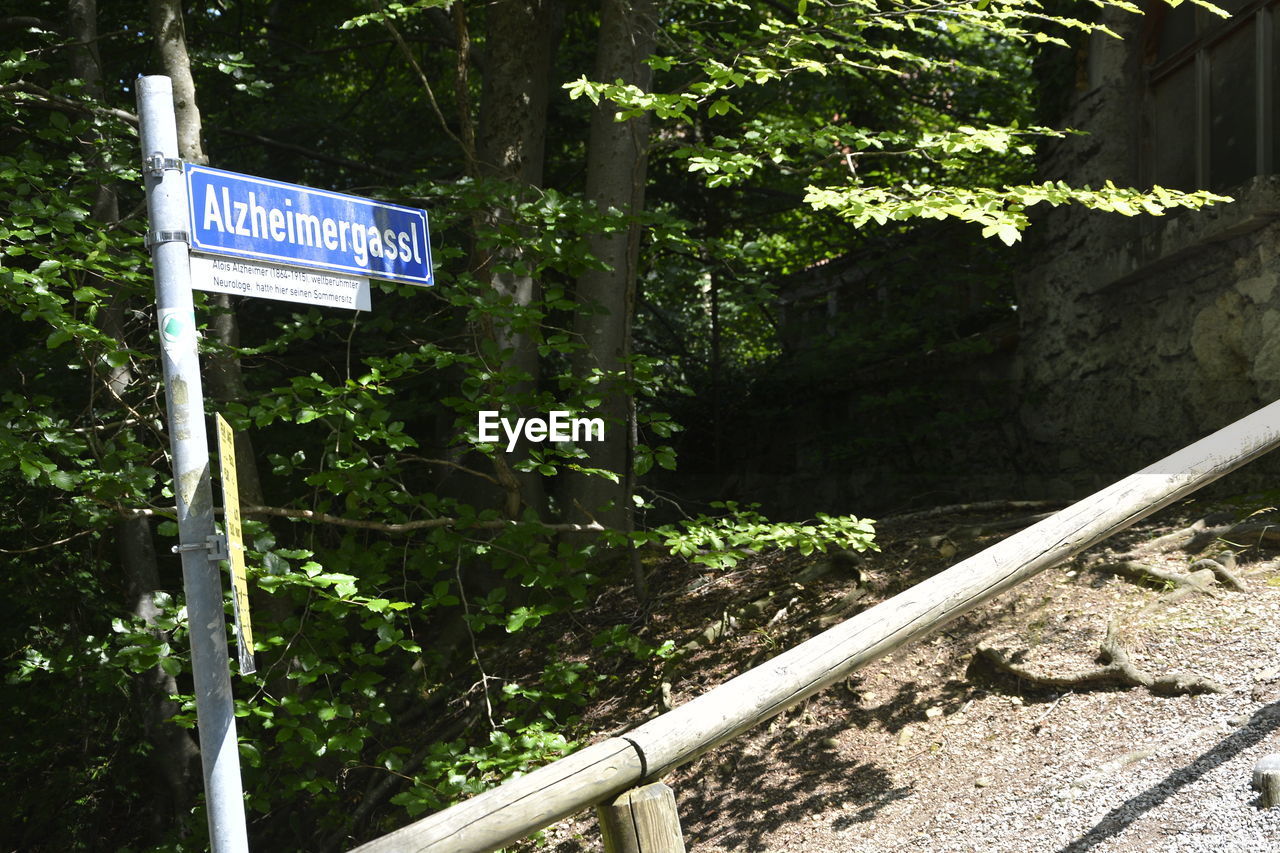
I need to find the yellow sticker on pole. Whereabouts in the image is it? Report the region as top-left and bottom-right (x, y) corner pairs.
(215, 413), (256, 675)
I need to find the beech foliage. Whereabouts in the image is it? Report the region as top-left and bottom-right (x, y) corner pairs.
(0, 0), (1222, 848)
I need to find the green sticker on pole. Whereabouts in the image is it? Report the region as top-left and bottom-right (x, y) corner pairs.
(157, 307), (194, 348)
(216, 413), (255, 675)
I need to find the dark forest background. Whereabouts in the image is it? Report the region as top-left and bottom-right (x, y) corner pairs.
(0, 0), (1228, 849)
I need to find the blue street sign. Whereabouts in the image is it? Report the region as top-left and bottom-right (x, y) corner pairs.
(185, 164), (432, 286)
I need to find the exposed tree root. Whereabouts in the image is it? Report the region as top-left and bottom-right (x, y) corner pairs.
(878, 499), (1063, 529)
(948, 512), (1058, 540)
(1125, 514), (1280, 558)
(1096, 549), (1246, 594)
(1099, 560), (1218, 592)
(1182, 518), (1280, 554)
(1189, 552), (1248, 591)
(1137, 519), (1214, 555)
(977, 622), (1227, 697)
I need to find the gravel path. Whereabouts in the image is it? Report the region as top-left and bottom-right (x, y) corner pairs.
(540, 511), (1280, 853)
(685, 560), (1280, 853)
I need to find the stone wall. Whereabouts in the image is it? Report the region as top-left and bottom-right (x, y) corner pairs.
(1016, 12), (1280, 497)
(664, 9), (1280, 520)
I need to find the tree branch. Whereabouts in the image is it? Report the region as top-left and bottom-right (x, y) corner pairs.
(376, 4), (474, 167)
(0, 80), (138, 124)
(0, 16), (56, 30)
(217, 127), (401, 178)
(403, 455), (500, 486)
(241, 504), (607, 535)
(0, 527), (97, 553)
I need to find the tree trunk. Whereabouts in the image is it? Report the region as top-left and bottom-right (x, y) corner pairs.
(564, 0), (655, 535)
(148, 0), (205, 165)
(473, 0), (559, 519)
(120, 515), (202, 837)
(147, 0), (291, 696)
(69, 0), (200, 837)
(146, 0), (251, 435)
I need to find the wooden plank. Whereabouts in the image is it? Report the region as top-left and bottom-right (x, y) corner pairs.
(598, 782), (685, 853)
(350, 399), (1280, 853)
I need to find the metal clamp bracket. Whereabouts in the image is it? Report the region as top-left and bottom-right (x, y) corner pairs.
(172, 534), (229, 562)
(144, 153), (184, 177)
(145, 229), (190, 250)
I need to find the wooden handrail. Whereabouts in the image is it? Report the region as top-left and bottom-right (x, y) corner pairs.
(351, 399), (1280, 853)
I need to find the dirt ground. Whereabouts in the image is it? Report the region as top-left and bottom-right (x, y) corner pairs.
(522, 497), (1280, 852)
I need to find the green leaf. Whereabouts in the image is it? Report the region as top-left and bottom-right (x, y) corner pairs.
(159, 656), (183, 678)
(996, 223), (1021, 246)
(47, 469), (75, 491)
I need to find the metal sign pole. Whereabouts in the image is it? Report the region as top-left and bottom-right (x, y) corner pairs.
(136, 74), (250, 853)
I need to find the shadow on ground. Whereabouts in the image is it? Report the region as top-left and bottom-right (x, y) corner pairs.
(1058, 701), (1280, 852)
(680, 705), (912, 852)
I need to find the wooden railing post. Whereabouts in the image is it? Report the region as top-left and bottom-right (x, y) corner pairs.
(598, 782), (686, 853)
